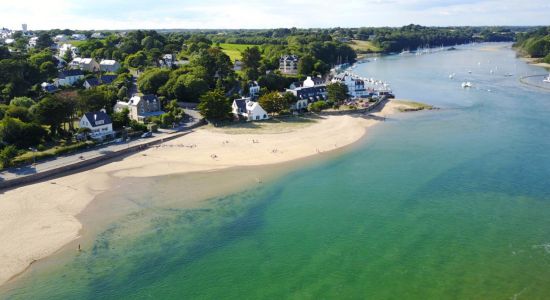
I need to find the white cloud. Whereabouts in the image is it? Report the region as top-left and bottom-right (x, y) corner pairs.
(0, 0), (548, 30)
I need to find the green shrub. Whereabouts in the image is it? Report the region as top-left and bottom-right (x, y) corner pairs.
(11, 142), (94, 166)
(0, 145), (19, 169)
(130, 120), (147, 132)
(308, 101), (327, 112)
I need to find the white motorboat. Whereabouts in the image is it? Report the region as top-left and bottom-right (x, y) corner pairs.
(544, 74), (550, 83)
(462, 82), (473, 88)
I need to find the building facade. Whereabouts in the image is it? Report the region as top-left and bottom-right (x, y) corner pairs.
(279, 55), (299, 75)
(79, 110), (114, 140)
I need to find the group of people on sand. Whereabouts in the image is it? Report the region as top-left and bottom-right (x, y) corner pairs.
(152, 144), (197, 149)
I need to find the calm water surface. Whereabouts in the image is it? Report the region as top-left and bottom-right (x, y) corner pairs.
(3, 43), (550, 299)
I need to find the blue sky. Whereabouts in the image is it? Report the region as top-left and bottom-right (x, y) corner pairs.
(1, 0), (549, 30)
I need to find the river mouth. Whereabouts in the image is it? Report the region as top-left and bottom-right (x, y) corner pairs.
(3, 43), (550, 299)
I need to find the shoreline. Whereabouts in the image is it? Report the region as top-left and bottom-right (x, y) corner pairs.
(0, 99), (426, 287)
(520, 57), (550, 69)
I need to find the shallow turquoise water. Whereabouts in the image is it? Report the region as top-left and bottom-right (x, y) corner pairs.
(3, 43), (550, 299)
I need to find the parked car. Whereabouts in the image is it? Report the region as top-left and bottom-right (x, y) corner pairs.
(141, 131), (153, 138)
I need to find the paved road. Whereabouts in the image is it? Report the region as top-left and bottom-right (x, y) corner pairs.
(0, 109), (202, 182)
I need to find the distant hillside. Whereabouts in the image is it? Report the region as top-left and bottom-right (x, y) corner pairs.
(514, 27), (550, 63)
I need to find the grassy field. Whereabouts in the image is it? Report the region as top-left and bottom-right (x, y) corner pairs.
(206, 115), (320, 134)
(64, 40), (90, 47)
(349, 40), (382, 53)
(393, 100), (434, 112)
(218, 43), (259, 62)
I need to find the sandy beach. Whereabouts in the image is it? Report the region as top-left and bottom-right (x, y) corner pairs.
(0, 99), (418, 286)
(520, 57), (550, 69)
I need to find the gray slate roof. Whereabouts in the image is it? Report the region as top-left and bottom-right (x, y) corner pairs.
(84, 111), (112, 127)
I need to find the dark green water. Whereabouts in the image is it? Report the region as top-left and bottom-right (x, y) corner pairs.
(3, 43), (550, 299)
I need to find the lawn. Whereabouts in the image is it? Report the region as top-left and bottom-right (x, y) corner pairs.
(206, 115), (320, 134)
(64, 39), (89, 47)
(218, 43), (259, 62)
(349, 40), (382, 53)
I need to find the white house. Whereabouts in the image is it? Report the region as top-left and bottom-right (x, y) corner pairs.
(58, 43), (79, 58)
(54, 34), (68, 42)
(91, 32), (105, 39)
(41, 82), (58, 93)
(279, 55), (299, 75)
(331, 73), (368, 98)
(28, 36), (38, 48)
(55, 69), (84, 87)
(70, 57), (100, 72)
(248, 81), (260, 99)
(303, 76), (325, 88)
(71, 34), (87, 41)
(233, 60), (243, 71)
(99, 59), (120, 72)
(160, 54), (174, 68)
(79, 110), (114, 140)
(232, 98), (269, 121)
(115, 94), (164, 122)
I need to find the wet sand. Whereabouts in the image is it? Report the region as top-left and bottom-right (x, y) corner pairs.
(0, 99), (416, 286)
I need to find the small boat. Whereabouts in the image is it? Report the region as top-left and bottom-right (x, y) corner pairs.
(449, 73), (455, 79)
(543, 74), (550, 83)
(468, 70), (472, 74)
(462, 82), (473, 88)
(504, 73), (513, 77)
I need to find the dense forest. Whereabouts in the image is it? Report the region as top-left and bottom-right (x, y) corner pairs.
(514, 27), (550, 63)
(204, 25), (516, 53)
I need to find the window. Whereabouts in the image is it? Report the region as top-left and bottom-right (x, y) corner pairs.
(255, 116), (259, 120)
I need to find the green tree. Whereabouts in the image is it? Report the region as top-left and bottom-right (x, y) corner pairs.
(190, 48), (234, 86)
(258, 91), (289, 114)
(39, 61), (57, 79)
(241, 46), (262, 80)
(309, 100), (327, 112)
(0, 145), (18, 169)
(137, 68), (170, 94)
(298, 55), (315, 75)
(10, 97), (35, 108)
(63, 48), (73, 63)
(33, 96), (72, 136)
(327, 82), (349, 103)
(6, 106), (31, 122)
(35, 33), (54, 50)
(112, 108), (130, 130)
(117, 86), (128, 100)
(197, 89), (231, 121)
(124, 51), (148, 69)
(0, 46), (10, 60)
(0, 117), (46, 148)
(78, 89), (111, 113)
(172, 74), (209, 102)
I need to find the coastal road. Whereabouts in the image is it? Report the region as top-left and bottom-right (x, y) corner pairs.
(0, 109), (203, 184)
